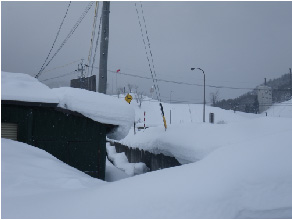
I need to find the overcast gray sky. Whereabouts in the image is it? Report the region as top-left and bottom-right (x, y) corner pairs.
(2, 1), (292, 104)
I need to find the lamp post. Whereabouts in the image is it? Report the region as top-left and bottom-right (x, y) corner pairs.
(170, 90), (173, 124)
(191, 67), (205, 122)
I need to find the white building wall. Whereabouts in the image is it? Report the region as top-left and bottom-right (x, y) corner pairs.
(257, 85), (272, 113)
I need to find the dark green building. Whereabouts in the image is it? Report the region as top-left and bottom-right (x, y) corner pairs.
(2, 100), (117, 180)
(2, 72), (134, 180)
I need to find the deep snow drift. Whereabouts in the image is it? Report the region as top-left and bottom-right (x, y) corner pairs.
(264, 98), (292, 118)
(116, 95), (291, 163)
(2, 118), (292, 219)
(121, 117), (292, 163)
(2, 75), (292, 218)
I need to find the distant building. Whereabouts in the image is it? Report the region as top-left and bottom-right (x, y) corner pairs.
(257, 85), (272, 113)
(70, 75), (96, 92)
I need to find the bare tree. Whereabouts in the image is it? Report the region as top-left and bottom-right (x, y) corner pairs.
(127, 84), (134, 93)
(117, 87), (124, 98)
(133, 85), (139, 93)
(136, 91), (145, 108)
(210, 90), (220, 106)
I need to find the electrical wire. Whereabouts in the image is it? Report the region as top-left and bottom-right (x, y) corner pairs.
(40, 59), (80, 75)
(36, 1), (72, 78)
(35, 1), (95, 79)
(135, 2), (160, 102)
(90, 15), (102, 76)
(87, 2), (100, 76)
(139, 2), (162, 101)
(86, 65), (292, 92)
(40, 70), (77, 82)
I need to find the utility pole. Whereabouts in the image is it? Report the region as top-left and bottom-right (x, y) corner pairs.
(98, 1), (110, 94)
(77, 59), (85, 78)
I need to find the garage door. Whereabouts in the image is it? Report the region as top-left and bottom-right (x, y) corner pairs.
(1, 123), (18, 141)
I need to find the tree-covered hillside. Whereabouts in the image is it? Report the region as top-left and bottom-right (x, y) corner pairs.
(214, 72), (291, 113)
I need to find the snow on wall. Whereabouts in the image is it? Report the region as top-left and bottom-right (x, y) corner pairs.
(2, 71), (135, 139)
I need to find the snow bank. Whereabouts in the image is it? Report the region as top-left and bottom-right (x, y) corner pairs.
(117, 93), (258, 128)
(2, 127), (292, 218)
(105, 159), (130, 182)
(1, 71), (59, 103)
(52, 87), (135, 139)
(121, 117), (292, 163)
(264, 98), (292, 118)
(1, 138), (104, 198)
(106, 142), (149, 176)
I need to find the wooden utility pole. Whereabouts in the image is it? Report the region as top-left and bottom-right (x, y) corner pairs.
(98, 1), (110, 94)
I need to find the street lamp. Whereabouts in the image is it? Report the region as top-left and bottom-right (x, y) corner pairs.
(191, 67), (205, 122)
(170, 90), (173, 124)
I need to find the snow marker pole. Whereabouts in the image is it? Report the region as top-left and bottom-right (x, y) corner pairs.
(159, 103), (167, 131)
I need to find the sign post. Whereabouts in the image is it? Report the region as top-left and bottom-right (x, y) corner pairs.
(124, 93), (133, 104)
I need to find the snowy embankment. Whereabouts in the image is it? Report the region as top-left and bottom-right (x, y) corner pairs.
(117, 95), (292, 164)
(121, 117), (292, 163)
(2, 128), (292, 218)
(264, 98), (292, 118)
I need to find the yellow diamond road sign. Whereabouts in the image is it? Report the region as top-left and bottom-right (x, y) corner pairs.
(125, 93), (133, 104)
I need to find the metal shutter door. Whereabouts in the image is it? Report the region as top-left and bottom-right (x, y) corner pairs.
(1, 123), (18, 141)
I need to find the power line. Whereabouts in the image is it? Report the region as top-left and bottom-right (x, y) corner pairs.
(90, 15), (102, 76)
(87, 2), (100, 76)
(135, 2), (161, 102)
(35, 1), (95, 79)
(139, 2), (162, 102)
(87, 66), (292, 92)
(39, 59), (80, 75)
(40, 70), (77, 82)
(36, 1), (72, 78)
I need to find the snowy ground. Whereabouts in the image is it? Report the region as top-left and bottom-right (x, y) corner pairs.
(2, 126), (292, 218)
(265, 98), (292, 118)
(116, 94), (291, 163)
(2, 97), (292, 218)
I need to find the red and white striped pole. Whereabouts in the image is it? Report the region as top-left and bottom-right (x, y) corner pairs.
(144, 111), (146, 130)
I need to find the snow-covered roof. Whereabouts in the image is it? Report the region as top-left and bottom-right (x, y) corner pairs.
(1, 71), (59, 104)
(2, 71), (134, 139)
(52, 87), (135, 139)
